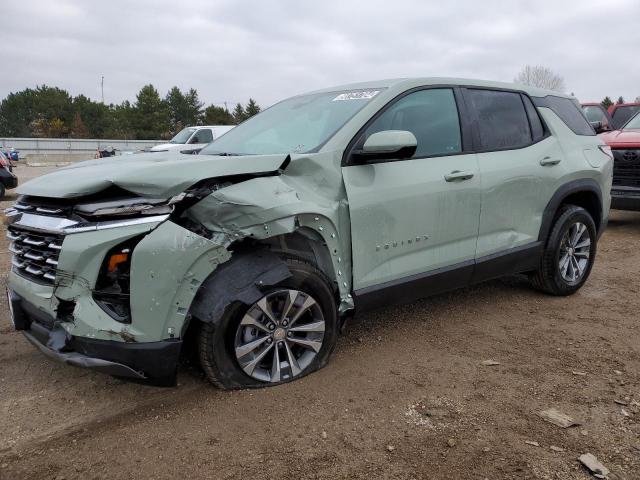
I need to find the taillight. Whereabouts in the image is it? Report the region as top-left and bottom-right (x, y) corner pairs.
(598, 145), (613, 160)
(0, 155), (8, 167)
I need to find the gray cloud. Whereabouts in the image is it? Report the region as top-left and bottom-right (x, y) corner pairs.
(2, 0), (639, 107)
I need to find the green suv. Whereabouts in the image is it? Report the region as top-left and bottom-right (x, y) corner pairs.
(4, 78), (612, 388)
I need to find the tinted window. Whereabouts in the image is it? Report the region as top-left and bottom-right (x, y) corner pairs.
(192, 129), (213, 143)
(468, 89), (531, 150)
(361, 88), (462, 158)
(612, 105), (640, 129)
(582, 105), (607, 123)
(622, 112), (640, 130)
(522, 95), (545, 142)
(533, 96), (595, 136)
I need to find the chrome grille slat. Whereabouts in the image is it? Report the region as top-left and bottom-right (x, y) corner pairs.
(23, 237), (46, 246)
(36, 207), (64, 215)
(24, 252), (44, 261)
(25, 265), (44, 276)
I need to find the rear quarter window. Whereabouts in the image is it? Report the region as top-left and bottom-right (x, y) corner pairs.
(533, 96), (595, 136)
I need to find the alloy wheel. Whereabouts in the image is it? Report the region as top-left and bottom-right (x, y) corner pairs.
(558, 221), (591, 284)
(234, 289), (325, 383)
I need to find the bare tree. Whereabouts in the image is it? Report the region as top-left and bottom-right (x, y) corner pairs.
(514, 65), (566, 92)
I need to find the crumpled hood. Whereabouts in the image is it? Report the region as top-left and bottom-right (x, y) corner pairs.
(16, 151), (289, 199)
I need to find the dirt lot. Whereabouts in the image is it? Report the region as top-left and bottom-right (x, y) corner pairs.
(1, 164), (639, 479)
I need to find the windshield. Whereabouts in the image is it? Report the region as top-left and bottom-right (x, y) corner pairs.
(623, 112), (640, 129)
(170, 127), (197, 144)
(612, 105), (640, 129)
(200, 89), (384, 156)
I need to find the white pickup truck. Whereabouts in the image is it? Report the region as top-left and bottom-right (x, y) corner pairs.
(150, 125), (235, 153)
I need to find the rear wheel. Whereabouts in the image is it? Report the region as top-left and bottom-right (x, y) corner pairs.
(198, 256), (338, 389)
(531, 205), (597, 295)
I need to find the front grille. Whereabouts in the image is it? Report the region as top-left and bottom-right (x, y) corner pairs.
(613, 149), (640, 188)
(7, 225), (64, 285)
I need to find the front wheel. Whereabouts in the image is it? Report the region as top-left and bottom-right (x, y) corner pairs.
(198, 256), (338, 389)
(530, 205), (597, 296)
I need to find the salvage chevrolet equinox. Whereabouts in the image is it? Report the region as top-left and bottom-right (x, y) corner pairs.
(5, 78), (613, 388)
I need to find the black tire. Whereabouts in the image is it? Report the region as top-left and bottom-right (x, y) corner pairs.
(0, 183), (5, 199)
(531, 205), (597, 296)
(198, 255), (338, 389)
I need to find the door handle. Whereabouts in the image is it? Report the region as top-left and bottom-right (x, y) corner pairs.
(540, 156), (561, 166)
(444, 170), (474, 182)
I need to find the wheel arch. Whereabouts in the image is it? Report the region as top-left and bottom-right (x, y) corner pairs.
(538, 179), (603, 243)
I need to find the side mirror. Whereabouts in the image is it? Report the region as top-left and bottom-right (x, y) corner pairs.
(352, 130), (417, 163)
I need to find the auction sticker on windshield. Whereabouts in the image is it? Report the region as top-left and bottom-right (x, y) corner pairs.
(333, 90), (380, 101)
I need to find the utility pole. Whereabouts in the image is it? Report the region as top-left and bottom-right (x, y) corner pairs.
(101, 76), (104, 103)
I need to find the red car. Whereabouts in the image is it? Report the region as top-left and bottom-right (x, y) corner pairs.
(608, 102), (640, 130)
(599, 112), (640, 211)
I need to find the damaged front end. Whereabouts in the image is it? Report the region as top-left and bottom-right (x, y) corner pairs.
(5, 150), (353, 386)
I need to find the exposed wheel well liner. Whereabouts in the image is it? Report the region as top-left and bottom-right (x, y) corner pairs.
(538, 179), (603, 243)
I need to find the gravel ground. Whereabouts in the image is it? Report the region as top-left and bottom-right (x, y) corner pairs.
(1, 164), (639, 479)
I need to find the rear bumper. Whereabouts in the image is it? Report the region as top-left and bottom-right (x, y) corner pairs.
(611, 187), (640, 211)
(8, 289), (182, 385)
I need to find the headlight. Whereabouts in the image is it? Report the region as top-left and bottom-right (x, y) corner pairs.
(76, 197), (174, 218)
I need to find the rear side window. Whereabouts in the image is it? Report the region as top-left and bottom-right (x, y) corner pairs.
(522, 95), (545, 142)
(467, 89), (531, 150)
(533, 96), (595, 136)
(360, 88), (462, 158)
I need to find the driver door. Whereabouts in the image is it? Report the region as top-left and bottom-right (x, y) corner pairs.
(342, 88), (481, 305)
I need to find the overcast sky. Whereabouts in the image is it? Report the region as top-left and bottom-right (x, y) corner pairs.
(2, 0), (639, 108)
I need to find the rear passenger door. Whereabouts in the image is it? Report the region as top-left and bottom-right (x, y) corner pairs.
(463, 88), (565, 261)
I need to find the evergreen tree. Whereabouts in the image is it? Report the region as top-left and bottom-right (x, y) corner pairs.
(184, 88), (204, 126)
(203, 105), (235, 125)
(132, 84), (169, 139)
(165, 86), (186, 135)
(617, 96), (625, 105)
(601, 96), (614, 109)
(232, 103), (246, 123)
(245, 98), (261, 118)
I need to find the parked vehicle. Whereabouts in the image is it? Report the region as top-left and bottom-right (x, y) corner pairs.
(599, 112), (640, 210)
(608, 102), (640, 130)
(1, 147), (19, 162)
(150, 125), (235, 153)
(0, 150), (18, 198)
(5, 78), (612, 388)
(581, 103), (613, 133)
